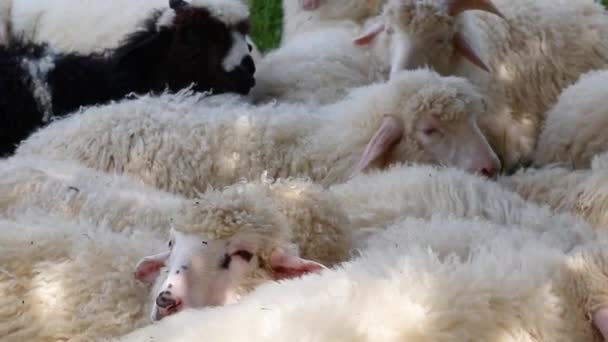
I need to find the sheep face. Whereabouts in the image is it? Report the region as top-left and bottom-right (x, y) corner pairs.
(134, 229), (326, 321)
(115, 0), (256, 96)
(353, 0), (503, 76)
(353, 71), (501, 177)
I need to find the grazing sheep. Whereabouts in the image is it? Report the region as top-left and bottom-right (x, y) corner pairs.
(533, 70), (608, 169)
(118, 216), (608, 342)
(354, 0), (608, 171)
(0, 0), (256, 156)
(499, 153), (608, 229)
(0, 212), (335, 340)
(0, 156), (352, 269)
(2, 0), (263, 66)
(281, 0), (385, 44)
(17, 69), (501, 196)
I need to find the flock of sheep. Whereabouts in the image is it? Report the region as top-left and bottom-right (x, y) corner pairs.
(2, 0), (608, 340)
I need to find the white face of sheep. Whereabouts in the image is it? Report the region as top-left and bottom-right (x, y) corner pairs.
(413, 111), (500, 177)
(134, 229), (327, 321)
(353, 0), (504, 77)
(352, 73), (501, 178)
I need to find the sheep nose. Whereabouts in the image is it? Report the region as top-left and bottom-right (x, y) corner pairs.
(240, 55), (256, 75)
(156, 291), (179, 309)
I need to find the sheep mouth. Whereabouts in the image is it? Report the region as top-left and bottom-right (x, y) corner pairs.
(153, 302), (183, 321)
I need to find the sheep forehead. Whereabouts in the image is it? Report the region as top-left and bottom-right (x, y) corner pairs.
(176, 203), (290, 246)
(385, 0), (453, 35)
(406, 85), (479, 122)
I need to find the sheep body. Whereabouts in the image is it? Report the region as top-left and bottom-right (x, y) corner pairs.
(533, 70), (608, 169)
(0, 213), (164, 341)
(17, 69), (499, 194)
(118, 216), (608, 342)
(499, 152), (608, 229)
(281, 0), (384, 44)
(251, 23), (389, 105)
(332, 163), (596, 251)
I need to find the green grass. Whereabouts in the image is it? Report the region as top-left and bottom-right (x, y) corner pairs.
(250, 0), (283, 52)
(249, 0), (608, 51)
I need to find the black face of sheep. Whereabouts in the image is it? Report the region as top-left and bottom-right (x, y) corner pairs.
(114, 0), (256, 96)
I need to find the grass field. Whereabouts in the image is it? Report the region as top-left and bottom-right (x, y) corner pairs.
(249, 0), (608, 52)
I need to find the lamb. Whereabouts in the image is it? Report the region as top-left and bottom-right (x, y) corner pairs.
(2, 0), (263, 64)
(119, 216), (608, 342)
(533, 70), (608, 169)
(0, 0), (256, 156)
(281, 0), (385, 44)
(354, 0), (608, 171)
(16, 69), (502, 197)
(0, 210), (341, 340)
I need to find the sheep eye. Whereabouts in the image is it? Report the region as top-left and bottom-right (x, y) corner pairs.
(168, 240), (174, 248)
(236, 21), (250, 35)
(423, 128), (442, 137)
(202, 241), (208, 245)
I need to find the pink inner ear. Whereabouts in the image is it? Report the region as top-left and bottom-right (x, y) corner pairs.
(269, 249), (327, 280)
(133, 252), (169, 284)
(351, 114), (404, 177)
(453, 32), (490, 72)
(593, 307), (608, 339)
(300, 0), (321, 10)
(353, 23), (385, 46)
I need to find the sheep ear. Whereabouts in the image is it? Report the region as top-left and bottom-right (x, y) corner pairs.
(453, 32), (490, 72)
(351, 115), (404, 177)
(447, 0), (504, 18)
(269, 249), (327, 280)
(594, 307), (608, 340)
(353, 22), (385, 46)
(169, 0), (190, 10)
(134, 251), (170, 284)
(300, 0), (321, 11)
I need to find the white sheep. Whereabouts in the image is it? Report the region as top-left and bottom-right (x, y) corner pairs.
(331, 163), (596, 252)
(0, 156), (352, 269)
(0, 209), (345, 340)
(17, 69), (501, 196)
(281, 0), (385, 44)
(499, 152), (608, 229)
(3, 0), (262, 62)
(533, 70), (608, 169)
(118, 216), (608, 342)
(250, 22), (390, 105)
(354, 0), (608, 171)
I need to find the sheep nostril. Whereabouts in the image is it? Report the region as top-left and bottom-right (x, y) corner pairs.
(156, 291), (176, 309)
(240, 56), (255, 75)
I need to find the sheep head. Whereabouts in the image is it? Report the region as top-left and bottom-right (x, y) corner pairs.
(351, 69), (501, 178)
(353, 0), (503, 77)
(113, 0), (256, 96)
(135, 228), (327, 322)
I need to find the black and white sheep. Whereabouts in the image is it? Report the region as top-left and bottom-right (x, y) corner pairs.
(0, 0), (256, 156)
